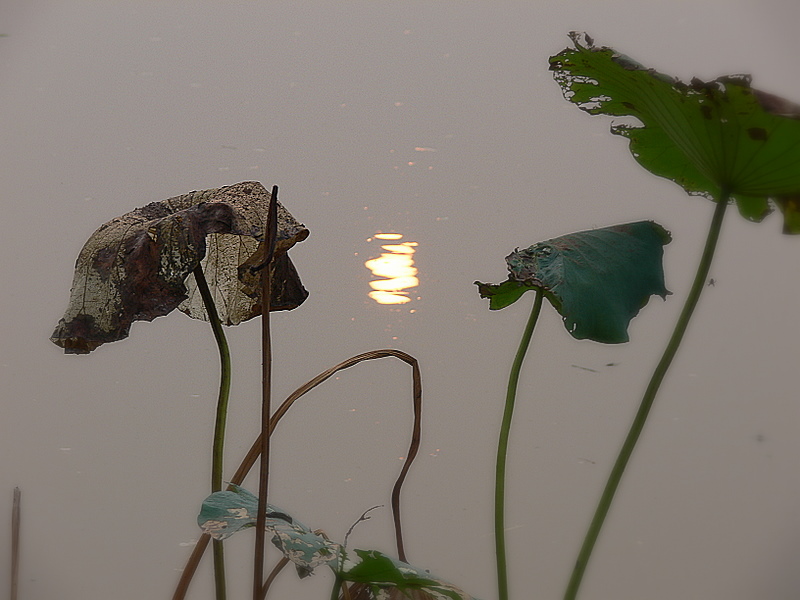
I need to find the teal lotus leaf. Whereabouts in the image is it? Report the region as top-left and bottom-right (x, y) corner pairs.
(476, 221), (671, 343)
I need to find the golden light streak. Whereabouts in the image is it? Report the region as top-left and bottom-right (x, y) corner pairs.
(368, 291), (412, 304)
(369, 276), (418, 291)
(380, 243), (417, 254)
(365, 233), (420, 305)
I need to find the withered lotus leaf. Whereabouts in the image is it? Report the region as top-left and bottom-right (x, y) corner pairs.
(51, 182), (309, 354)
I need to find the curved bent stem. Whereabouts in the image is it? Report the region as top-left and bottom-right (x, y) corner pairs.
(193, 265), (232, 600)
(564, 194), (729, 600)
(172, 349), (422, 600)
(261, 557), (290, 600)
(495, 289), (544, 600)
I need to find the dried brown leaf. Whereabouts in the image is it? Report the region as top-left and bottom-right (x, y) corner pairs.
(51, 181), (308, 353)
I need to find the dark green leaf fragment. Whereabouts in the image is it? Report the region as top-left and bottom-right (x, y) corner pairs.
(341, 549), (478, 600)
(474, 280), (536, 310)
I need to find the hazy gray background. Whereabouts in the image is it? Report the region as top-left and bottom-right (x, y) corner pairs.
(2, 1), (799, 599)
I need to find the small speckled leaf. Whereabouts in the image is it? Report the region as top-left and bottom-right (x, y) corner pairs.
(198, 485), (261, 539)
(198, 485), (340, 577)
(51, 182), (309, 353)
(198, 486), (477, 597)
(341, 549), (479, 600)
(476, 221), (671, 344)
(549, 33), (800, 233)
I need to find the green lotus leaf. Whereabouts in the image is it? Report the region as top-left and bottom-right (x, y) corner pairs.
(549, 32), (800, 233)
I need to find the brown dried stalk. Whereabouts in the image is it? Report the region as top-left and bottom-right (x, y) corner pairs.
(172, 349), (423, 599)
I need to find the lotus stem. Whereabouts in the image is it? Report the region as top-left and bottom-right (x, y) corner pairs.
(173, 349), (423, 599)
(495, 289), (544, 600)
(192, 265), (232, 600)
(254, 185), (279, 599)
(11, 487), (20, 600)
(564, 193), (729, 599)
(329, 573), (345, 600)
(261, 557), (290, 600)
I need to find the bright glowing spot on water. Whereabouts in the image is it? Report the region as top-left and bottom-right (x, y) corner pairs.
(370, 276), (418, 291)
(369, 291), (412, 304)
(365, 233), (419, 304)
(380, 243), (417, 254)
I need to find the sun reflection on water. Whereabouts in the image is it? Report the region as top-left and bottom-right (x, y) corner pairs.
(365, 233), (419, 304)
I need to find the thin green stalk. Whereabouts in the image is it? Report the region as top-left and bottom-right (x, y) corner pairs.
(329, 574), (344, 600)
(495, 289), (544, 600)
(192, 265), (232, 600)
(564, 194), (729, 600)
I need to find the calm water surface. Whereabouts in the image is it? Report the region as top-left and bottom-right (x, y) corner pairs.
(1, 2), (799, 599)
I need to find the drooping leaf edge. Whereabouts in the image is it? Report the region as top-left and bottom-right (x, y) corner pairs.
(475, 279), (546, 311)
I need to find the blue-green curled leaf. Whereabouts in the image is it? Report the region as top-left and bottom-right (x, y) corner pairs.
(477, 221), (671, 344)
(198, 485), (340, 577)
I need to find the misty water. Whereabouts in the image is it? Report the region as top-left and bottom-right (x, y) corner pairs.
(2, 2), (799, 599)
